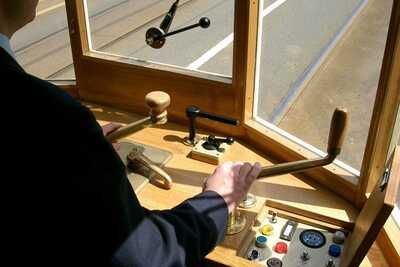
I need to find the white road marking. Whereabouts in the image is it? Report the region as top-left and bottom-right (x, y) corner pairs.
(37, 2), (65, 16)
(187, 0), (288, 70)
(187, 33), (233, 70)
(262, 0), (288, 17)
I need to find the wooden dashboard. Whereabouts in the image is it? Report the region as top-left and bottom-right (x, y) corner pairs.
(88, 102), (392, 267)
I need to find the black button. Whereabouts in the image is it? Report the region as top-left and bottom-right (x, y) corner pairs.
(267, 257), (282, 267)
(247, 249), (259, 260)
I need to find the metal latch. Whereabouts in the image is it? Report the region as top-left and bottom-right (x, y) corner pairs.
(380, 168), (391, 192)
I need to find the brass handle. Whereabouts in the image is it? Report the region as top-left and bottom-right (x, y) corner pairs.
(127, 146), (173, 190)
(136, 154), (173, 190)
(327, 108), (348, 158)
(258, 108), (349, 179)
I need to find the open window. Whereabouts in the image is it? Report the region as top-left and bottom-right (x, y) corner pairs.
(62, 0), (400, 208)
(249, 0), (399, 207)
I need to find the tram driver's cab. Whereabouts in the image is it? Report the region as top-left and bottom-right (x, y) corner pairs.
(15, 0), (400, 266)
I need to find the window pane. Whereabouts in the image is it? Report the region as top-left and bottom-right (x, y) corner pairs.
(11, 0), (75, 80)
(85, 0), (234, 77)
(254, 0), (392, 171)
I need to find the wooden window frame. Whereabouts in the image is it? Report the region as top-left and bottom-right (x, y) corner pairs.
(65, 0), (400, 205)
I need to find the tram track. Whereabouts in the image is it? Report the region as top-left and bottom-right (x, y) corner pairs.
(20, 0), (230, 80)
(16, 0), (208, 79)
(15, 0), (165, 78)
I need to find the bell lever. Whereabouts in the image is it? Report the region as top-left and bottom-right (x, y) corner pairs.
(146, 0), (211, 49)
(146, 0), (179, 49)
(184, 106), (239, 146)
(160, 0), (179, 33)
(154, 17), (211, 42)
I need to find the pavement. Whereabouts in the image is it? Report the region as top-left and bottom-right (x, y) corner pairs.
(277, 0), (392, 171)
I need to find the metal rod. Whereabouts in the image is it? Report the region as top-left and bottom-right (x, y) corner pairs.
(106, 117), (152, 142)
(258, 156), (333, 178)
(155, 23), (200, 41)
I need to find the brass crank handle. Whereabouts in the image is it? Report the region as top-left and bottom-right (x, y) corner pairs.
(137, 155), (173, 190)
(257, 108), (348, 179)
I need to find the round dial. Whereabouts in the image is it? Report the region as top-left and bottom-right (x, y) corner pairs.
(299, 229), (326, 248)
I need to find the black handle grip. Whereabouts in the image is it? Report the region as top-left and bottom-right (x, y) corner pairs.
(160, 0), (179, 33)
(197, 111), (238, 125)
(185, 106), (238, 145)
(186, 106), (238, 125)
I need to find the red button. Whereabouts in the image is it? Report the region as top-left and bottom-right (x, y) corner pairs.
(274, 242), (288, 254)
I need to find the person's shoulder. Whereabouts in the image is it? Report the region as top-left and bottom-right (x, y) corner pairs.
(1, 68), (95, 128)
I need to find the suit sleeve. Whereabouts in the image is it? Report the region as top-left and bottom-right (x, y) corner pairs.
(69, 103), (229, 266)
(111, 191), (228, 267)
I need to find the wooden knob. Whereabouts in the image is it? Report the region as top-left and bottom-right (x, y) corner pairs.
(145, 91), (170, 124)
(327, 108), (348, 158)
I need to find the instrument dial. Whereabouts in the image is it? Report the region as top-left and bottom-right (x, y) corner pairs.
(299, 229), (326, 248)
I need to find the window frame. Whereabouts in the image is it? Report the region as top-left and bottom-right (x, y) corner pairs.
(64, 0), (400, 205)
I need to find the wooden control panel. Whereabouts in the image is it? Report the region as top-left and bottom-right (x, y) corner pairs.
(93, 105), (399, 267)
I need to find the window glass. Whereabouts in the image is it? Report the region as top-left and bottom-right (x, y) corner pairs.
(85, 0), (234, 77)
(11, 0), (75, 80)
(395, 134), (400, 228)
(254, 0), (392, 171)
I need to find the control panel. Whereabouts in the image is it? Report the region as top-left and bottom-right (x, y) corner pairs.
(242, 210), (347, 267)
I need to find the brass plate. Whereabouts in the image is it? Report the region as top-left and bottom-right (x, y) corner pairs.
(117, 141), (172, 193)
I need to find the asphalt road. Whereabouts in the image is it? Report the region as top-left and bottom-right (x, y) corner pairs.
(10, 0), (391, 173)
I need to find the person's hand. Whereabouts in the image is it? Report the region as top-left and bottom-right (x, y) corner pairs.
(203, 161), (262, 213)
(101, 122), (122, 136)
(101, 122), (123, 152)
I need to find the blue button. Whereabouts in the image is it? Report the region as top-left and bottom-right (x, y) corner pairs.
(255, 235), (268, 248)
(329, 244), (341, 257)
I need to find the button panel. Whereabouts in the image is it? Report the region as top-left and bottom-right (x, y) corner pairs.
(243, 210), (347, 266)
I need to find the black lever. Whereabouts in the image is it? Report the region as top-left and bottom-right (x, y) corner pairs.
(183, 106), (239, 146)
(146, 16), (211, 49)
(154, 17), (210, 41)
(145, 0), (179, 49)
(160, 0), (179, 33)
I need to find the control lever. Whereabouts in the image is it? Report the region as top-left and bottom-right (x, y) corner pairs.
(184, 106), (239, 146)
(257, 108), (348, 178)
(227, 108), (349, 235)
(106, 91), (170, 142)
(127, 146), (173, 190)
(105, 91), (173, 190)
(147, 17), (210, 47)
(146, 1), (211, 49)
(160, 0), (179, 33)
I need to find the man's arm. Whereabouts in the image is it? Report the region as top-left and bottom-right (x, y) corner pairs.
(111, 190), (228, 267)
(44, 83), (260, 266)
(110, 161), (261, 267)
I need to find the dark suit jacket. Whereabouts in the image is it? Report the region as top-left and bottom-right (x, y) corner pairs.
(0, 47), (228, 266)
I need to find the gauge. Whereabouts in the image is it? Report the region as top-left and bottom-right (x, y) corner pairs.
(299, 229), (326, 248)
